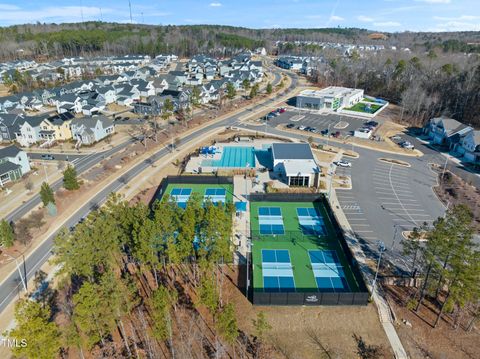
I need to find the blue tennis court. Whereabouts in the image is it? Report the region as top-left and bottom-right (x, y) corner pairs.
(297, 207), (326, 236)
(204, 188), (227, 203)
(258, 207), (284, 235)
(170, 188), (192, 208)
(261, 249), (295, 292)
(309, 250), (349, 292)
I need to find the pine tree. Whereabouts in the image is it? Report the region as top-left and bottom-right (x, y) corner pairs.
(0, 219), (15, 247)
(7, 299), (61, 359)
(198, 275), (219, 314)
(63, 165), (80, 190)
(216, 303), (238, 345)
(249, 84), (259, 99)
(39, 182), (55, 206)
(226, 82), (236, 99)
(266, 82), (273, 94)
(242, 79), (251, 92)
(149, 285), (177, 341)
(252, 311), (271, 340)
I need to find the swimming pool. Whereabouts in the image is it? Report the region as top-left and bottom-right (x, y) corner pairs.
(202, 146), (256, 168)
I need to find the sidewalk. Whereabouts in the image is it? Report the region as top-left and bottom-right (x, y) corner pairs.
(328, 188), (409, 359)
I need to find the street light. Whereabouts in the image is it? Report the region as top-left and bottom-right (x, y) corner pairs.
(371, 241), (386, 297)
(326, 123), (332, 148)
(5, 251), (27, 293)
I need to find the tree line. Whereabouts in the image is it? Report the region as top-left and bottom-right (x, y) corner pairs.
(4, 192), (272, 358)
(402, 204), (480, 329)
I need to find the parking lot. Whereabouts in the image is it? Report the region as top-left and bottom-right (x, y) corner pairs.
(334, 155), (445, 271)
(266, 110), (383, 137)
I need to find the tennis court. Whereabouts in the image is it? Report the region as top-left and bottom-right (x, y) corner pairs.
(163, 183), (234, 208)
(170, 188), (192, 208)
(309, 250), (349, 292)
(258, 207), (285, 235)
(204, 188), (227, 203)
(251, 200), (362, 294)
(297, 207), (326, 235)
(261, 249), (295, 292)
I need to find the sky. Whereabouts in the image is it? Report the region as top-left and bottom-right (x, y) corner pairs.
(0, 0), (478, 32)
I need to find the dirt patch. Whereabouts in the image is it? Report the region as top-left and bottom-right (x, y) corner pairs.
(385, 285), (480, 359)
(378, 158), (411, 167)
(432, 165), (480, 231)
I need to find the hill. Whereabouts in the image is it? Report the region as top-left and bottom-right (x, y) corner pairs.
(0, 22), (479, 60)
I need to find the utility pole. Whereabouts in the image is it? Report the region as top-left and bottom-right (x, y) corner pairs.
(371, 241), (385, 299)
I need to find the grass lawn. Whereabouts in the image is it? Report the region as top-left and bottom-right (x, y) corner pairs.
(362, 97), (377, 103)
(250, 201), (362, 293)
(346, 102), (383, 113)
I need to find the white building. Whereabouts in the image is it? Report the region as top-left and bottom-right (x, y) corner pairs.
(296, 86), (364, 112)
(271, 143), (319, 187)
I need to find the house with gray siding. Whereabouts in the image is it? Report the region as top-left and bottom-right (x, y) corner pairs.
(0, 145), (31, 186)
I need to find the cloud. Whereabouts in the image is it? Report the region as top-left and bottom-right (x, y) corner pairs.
(329, 15), (344, 21)
(431, 21), (480, 31)
(0, 4), (20, 10)
(357, 15), (374, 22)
(415, 0), (450, 3)
(374, 21), (401, 27)
(433, 15), (480, 21)
(209, 2), (222, 7)
(0, 6), (111, 23)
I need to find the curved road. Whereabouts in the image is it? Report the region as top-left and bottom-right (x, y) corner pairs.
(0, 67), (296, 313)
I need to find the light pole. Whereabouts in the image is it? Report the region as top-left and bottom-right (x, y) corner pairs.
(326, 123), (332, 148)
(371, 241), (386, 298)
(441, 156), (448, 180)
(5, 251), (27, 293)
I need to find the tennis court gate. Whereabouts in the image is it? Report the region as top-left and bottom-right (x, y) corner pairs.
(152, 175), (234, 206)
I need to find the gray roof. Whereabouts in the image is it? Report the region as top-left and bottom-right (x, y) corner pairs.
(71, 115), (113, 129)
(0, 145), (22, 159)
(271, 143), (314, 160)
(0, 160), (20, 175)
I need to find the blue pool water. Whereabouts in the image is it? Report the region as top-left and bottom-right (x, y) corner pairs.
(203, 146), (256, 168)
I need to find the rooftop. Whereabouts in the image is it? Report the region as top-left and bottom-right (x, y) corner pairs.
(272, 143), (315, 161)
(299, 86), (363, 99)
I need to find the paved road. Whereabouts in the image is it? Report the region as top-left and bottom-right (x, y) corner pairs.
(27, 152), (85, 162)
(4, 138), (138, 223)
(0, 68), (297, 314)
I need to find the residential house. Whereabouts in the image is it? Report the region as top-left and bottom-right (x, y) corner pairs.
(0, 145), (31, 186)
(454, 130), (480, 164)
(16, 115), (45, 147)
(0, 113), (24, 142)
(70, 116), (115, 146)
(423, 117), (473, 148)
(38, 112), (75, 143)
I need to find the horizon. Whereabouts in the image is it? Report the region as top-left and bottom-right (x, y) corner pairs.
(0, 0), (478, 32)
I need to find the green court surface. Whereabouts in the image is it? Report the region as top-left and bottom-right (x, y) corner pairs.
(163, 183), (234, 204)
(250, 201), (361, 293)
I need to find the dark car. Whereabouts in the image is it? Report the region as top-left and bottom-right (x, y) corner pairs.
(41, 154), (55, 160)
(365, 120), (379, 127)
(308, 127), (317, 133)
(321, 129), (329, 135)
(286, 123), (295, 129)
(304, 126), (313, 131)
(332, 131), (341, 138)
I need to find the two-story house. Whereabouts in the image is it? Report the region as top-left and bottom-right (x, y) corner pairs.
(423, 117), (473, 148)
(70, 116), (115, 146)
(0, 145), (31, 186)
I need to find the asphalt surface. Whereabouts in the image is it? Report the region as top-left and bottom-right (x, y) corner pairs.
(267, 110), (381, 138)
(0, 66), (293, 314)
(27, 152), (85, 162)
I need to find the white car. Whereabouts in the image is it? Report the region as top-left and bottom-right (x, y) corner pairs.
(298, 125), (306, 131)
(334, 160), (352, 168)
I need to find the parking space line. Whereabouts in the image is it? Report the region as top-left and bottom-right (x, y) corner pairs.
(351, 224), (371, 227)
(354, 230), (374, 233)
(348, 218), (368, 221)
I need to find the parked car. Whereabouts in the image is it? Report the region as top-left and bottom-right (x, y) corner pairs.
(298, 125), (306, 131)
(286, 123), (295, 129)
(308, 127), (317, 133)
(391, 135), (402, 140)
(401, 141), (415, 150)
(321, 129), (329, 135)
(41, 154), (55, 160)
(332, 131), (341, 138)
(334, 160), (352, 168)
(266, 113), (275, 120)
(278, 107), (287, 113)
(365, 120), (379, 127)
(304, 126), (314, 132)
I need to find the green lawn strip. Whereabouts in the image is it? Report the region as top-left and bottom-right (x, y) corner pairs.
(362, 97), (376, 103)
(250, 201), (361, 292)
(345, 102), (383, 113)
(165, 183), (234, 203)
